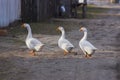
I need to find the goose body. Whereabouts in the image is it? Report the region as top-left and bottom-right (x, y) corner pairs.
(22, 23), (44, 56)
(57, 26), (74, 55)
(79, 27), (97, 58)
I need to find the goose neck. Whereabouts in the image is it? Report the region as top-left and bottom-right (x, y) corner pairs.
(61, 30), (65, 39)
(26, 26), (32, 39)
(82, 31), (87, 40)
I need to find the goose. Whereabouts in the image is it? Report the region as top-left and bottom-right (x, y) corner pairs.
(57, 26), (74, 55)
(79, 27), (97, 58)
(21, 23), (44, 56)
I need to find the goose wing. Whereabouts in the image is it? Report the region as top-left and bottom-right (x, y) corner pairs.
(81, 40), (97, 54)
(59, 39), (74, 50)
(27, 38), (44, 51)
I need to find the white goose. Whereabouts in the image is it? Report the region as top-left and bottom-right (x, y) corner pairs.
(22, 23), (44, 56)
(79, 27), (97, 58)
(57, 26), (74, 55)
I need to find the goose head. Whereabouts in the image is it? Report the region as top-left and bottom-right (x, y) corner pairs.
(21, 23), (30, 28)
(57, 26), (64, 31)
(21, 23), (32, 38)
(79, 27), (87, 32)
(79, 27), (88, 40)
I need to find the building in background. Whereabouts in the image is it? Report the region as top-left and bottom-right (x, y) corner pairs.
(0, 0), (21, 28)
(87, 0), (119, 4)
(0, 0), (119, 28)
(0, 0), (87, 27)
(115, 0), (120, 3)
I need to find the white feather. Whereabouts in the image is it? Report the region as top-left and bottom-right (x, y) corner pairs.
(26, 38), (44, 51)
(23, 23), (44, 51)
(79, 27), (97, 55)
(80, 40), (97, 54)
(58, 38), (74, 51)
(58, 26), (74, 52)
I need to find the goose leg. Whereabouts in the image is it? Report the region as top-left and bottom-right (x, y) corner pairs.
(30, 50), (36, 56)
(87, 54), (92, 58)
(84, 51), (92, 58)
(84, 54), (88, 58)
(84, 54), (92, 58)
(84, 51), (87, 58)
(64, 49), (69, 56)
(64, 51), (68, 55)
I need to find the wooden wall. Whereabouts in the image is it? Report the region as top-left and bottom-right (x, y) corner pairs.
(36, 0), (56, 21)
(87, 0), (115, 4)
(0, 0), (21, 27)
(21, 0), (86, 22)
(21, 0), (77, 22)
(21, 0), (56, 22)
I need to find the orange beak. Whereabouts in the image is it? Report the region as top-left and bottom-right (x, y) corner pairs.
(79, 28), (83, 31)
(56, 27), (60, 31)
(21, 24), (25, 28)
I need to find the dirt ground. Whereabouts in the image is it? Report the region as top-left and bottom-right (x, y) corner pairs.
(0, 4), (120, 80)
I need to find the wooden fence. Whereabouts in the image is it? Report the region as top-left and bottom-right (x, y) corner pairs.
(0, 0), (87, 27)
(21, 0), (57, 22)
(21, 0), (87, 22)
(0, 0), (21, 27)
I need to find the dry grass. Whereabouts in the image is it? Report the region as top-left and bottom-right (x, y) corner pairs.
(77, 4), (110, 18)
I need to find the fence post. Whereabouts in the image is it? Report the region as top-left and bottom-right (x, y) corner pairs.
(82, 3), (87, 18)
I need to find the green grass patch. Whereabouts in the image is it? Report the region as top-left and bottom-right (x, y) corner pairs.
(9, 21), (80, 36)
(77, 4), (110, 18)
